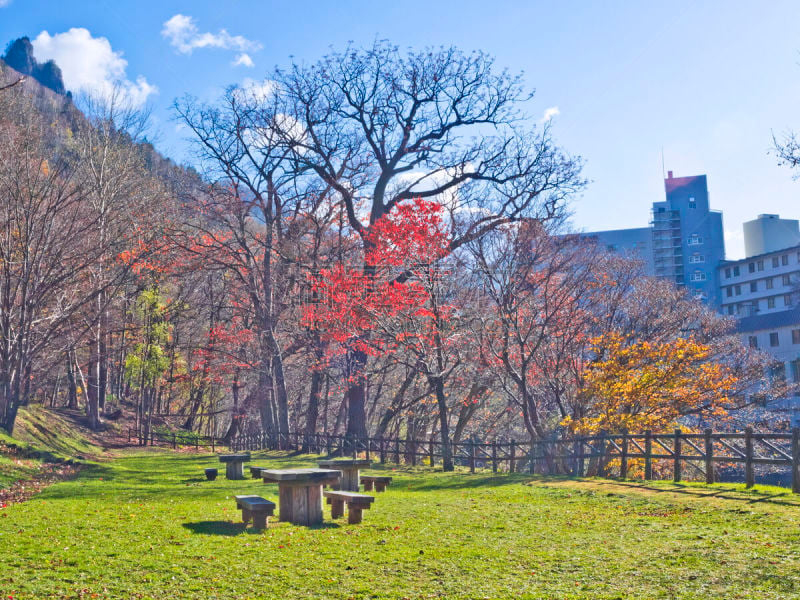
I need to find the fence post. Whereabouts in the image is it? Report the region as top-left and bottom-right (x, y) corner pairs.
(792, 427), (800, 494)
(620, 430), (628, 479)
(528, 440), (535, 474)
(673, 429), (682, 482)
(745, 427), (754, 488)
(469, 439), (476, 473)
(429, 436), (435, 467)
(644, 431), (653, 480)
(491, 440), (498, 473)
(574, 438), (583, 477)
(410, 439), (417, 466)
(598, 432), (607, 477)
(172, 433), (177, 450)
(510, 439), (516, 473)
(704, 428), (714, 484)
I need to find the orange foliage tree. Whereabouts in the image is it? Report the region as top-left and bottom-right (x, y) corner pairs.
(563, 332), (739, 435)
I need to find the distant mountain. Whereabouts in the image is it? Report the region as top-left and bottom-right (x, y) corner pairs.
(0, 40), (205, 207)
(3, 37), (66, 96)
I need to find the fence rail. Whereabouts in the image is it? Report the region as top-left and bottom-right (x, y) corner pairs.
(128, 426), (800, 494)
(228, 427), (800, 493)
(127, 428), (223, 452)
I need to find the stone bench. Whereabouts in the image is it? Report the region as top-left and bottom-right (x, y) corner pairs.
(360, 475), (392, 492)
(204, 468), (218, 481)
(249, 466), (266, 479)
(323, 490), (374, 524)
(234, 495), (275, 530)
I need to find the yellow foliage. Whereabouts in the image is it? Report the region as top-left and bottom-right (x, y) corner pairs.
(563, 332), (738, 434)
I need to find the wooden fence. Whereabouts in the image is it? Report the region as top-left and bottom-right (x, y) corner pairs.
(228, 427), (800, 493)
(127, 428), (222, 452)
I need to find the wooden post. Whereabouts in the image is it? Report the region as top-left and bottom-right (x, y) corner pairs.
(491, 440), (498, 473)
(644, 431), (653, 480)
(704, 428), (714, 484)
(574, 439), (583, 477)
(619, 430), (628, 479)
(410, 439), (417, 466)
(510, 439), (516, 473)
(792, 427), (800, 494)
(429, 436), (435, 467)
(745, 427), (754, 488)
(469, 439), (476, 473)
(673, 429), (682, 483)
(598, 432), (607, 477)
(172, 433), (177, 450)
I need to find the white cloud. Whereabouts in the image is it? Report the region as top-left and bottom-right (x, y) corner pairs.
(32, 28), (156, 107)
(239, 77), (275, 101)
(162, 14), (262, 56)
(541, 106), (560, 122)
(0, 0), (12, 7)
(233, 53), (254, 68)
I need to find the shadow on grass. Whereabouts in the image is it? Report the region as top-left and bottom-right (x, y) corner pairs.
(183, 521), (249, 536)
(571, 478), (800, 508)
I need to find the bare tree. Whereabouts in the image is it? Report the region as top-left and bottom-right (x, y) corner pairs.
(267, 41), (584, 440)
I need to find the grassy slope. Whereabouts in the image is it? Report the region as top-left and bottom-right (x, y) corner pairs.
(0, 407), (103, 490)
(2, 451), (799, 599)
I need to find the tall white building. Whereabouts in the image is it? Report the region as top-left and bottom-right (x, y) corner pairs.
(718, 232), (800, 425)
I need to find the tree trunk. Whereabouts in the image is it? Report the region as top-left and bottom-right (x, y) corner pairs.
(66, 351), (78, 410)
(431, 376), (454, 471)
(344, 348), (368, 442)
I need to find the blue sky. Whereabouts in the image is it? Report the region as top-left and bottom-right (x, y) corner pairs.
(2, 1), (800, 258)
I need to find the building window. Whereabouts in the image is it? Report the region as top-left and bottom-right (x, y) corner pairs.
(727, 305), (734, 315)
(766, 278), (774, 290)
(758, 260), (764, 271)
(783, 254), (789, 266)
(793, 329), (800, 344)
(688, 197), (696, 208)
(749, 335), (758, 348)
(771, 362), (787, 384)
(749, 262), (755, 273)
(786, 294), (794, 307)
(773, 257), (780, 268)
(733, 266), (740, 276)
(750, 282), (757, 293)
(726, 287), (733, 297)
(783, 274), (791, 286)
(689, 254), (705, 264)
(770, 332), (780, 347)
(768, 297), (776, 309)
(725, 267), (731, 278)
(792, 359), (800, 382)
(735, 285), (741, 295)
(688, 234), (703, 245)
(689, 271), (706, 282)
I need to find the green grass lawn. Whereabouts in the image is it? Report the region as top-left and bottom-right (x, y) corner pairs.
(2, 449), (800, 599)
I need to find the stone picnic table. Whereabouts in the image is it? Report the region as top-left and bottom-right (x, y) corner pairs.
(260, 468), (341, 526)
(218, 453), (251, 480)
(317, 459), (371, 491)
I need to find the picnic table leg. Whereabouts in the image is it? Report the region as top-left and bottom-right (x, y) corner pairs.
(348, 506), (363, 524)
(278, 484), (294, 523)
(226, 461), (245, 480)
(362, 479), (374, 491)
(330, 498), (345, 519)
(307, 484), (323, 525)
(241, 508), (252, 524)
(376, 482), (387, 492)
